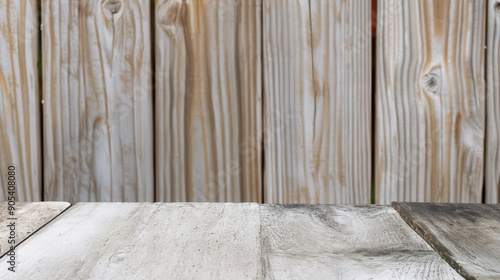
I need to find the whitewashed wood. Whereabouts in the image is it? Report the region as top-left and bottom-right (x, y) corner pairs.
(155, 0), (262, 202)
(0, 203), (261, 279)
(0, 0), (41, 201)
(486, 0), (500, 204)
(263, 0), (371, 204)
(42, 0), (154, 202)
(393, 203), (500, 280)
(375, 0), (486, 203)
(261, 205), (463, 279)
(0, 202), (70, 256)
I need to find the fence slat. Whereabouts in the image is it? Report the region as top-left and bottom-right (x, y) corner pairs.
(263, 0), (372, 203)
(155, 0), (262, 202)
(486, 0), (500, 204)
(0, 0), (41, 201)
(375, 0), (486, 203)
(42, 0), (154, 202)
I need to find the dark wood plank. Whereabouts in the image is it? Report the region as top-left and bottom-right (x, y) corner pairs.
(392, 202), (500, 279)
(261, 205), (463, 279)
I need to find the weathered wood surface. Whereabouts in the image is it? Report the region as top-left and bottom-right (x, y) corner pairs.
(393, 202), (500, 280)
(0, 202), (70, 257)
(375, 0), (486, 203)
(261, 204), (463, 279)
(0, 0), (41, 201)
(0, 203), (261, 279)
(42, 0), (154, 203)
(155, 0), (262, 202)
(486, 0), (500, 204)
(263, 0), (372, 204)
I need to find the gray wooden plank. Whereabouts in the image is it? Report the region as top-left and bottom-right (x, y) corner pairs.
(0, 203), (261, 279)
(261, 205), (463, 279)
(392, 203), (500, 280)
(0, 202), (70, 256)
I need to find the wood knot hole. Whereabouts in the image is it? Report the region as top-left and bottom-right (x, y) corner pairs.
(423, 72), (442, 94)
(103, 0), (123, 15)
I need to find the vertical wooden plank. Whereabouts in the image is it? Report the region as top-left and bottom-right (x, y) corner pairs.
(486, 0), (500, 204)
(263, 0), (372, 203)
(0, 0), (41, 201)
(155, 0), (262, 202)
(375, 0), (486, 203)
(42, 0), (154, 202)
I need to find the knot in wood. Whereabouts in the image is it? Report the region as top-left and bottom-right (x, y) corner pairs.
(423, 71), (442, 94)
(495, 2), (500, 15)
(158, 0), (182, 26)
(102, 0), (123, 15)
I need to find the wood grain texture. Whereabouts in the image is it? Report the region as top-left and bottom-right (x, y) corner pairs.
(375, 0), (486, 203)
(42, 0), (154, 202)
(0, 203), (262, 279)
(0, 202), (70, 257)
(261, 205), (463, 279)
(263, 0), (372, 204)
(155, 0), (262, 202)
(393, 203), (500, 280)
(0, 0), (41, 201)
(486, 0), (500, 204)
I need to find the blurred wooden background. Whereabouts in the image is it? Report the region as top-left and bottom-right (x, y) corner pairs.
(0, 0), (497, 204)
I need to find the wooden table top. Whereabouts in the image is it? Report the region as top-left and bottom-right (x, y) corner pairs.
(0, 202), (498, 279)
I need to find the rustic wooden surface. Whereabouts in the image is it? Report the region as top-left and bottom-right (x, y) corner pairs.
(155, 0), (262, 202)
(375, 0), (486, 203)
(0, 203), (261, 279)
(393, 203), (500, 280)
(261, 205), (463, 279)
(0, 202), (70, 257)
(263, 0), (371, 204)
(0, 0), (41, 201)
(486, 0), (500, 204)
(42, 0), (154, 203)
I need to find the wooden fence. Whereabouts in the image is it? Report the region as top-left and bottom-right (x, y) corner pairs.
(0, 0), (497, 204)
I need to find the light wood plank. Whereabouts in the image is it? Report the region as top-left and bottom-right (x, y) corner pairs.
(261, 205), (463, 279)
(42, 0), (154, 202)
(0, 202), (70, 256)
(263, 0), (372, 204)
(375, 0), (486, 203)
(155, 0), (262, 202)
(486, 0), (500, 204)
(393, 203), (500, 280)
(0, 0), (41, 201)
(0, 203), (261, 279)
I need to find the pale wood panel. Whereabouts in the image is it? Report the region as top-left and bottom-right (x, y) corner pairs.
(393, 203), (500, 279)
(261, 205), (463, 279)
(0, 203), (262, 279)
(155, 0), (262, 202)
(263, 0), (371, 203)
(486, 0), (500, 204)
(42, 0), (154, 202)
(0, 0), (41, 201)
(0, 202), (70, 256)
(375, 0), (486, 203)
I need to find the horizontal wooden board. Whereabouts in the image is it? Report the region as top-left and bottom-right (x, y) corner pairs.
(155, 0), (262, 202)
(0, 0), (41, 201)
(42, 0), (154, 202)
(0, 202), (70, 256)
(393, 203), (500, 280)
(0, 203), (261, 279)
(261, 204), (463, 279)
